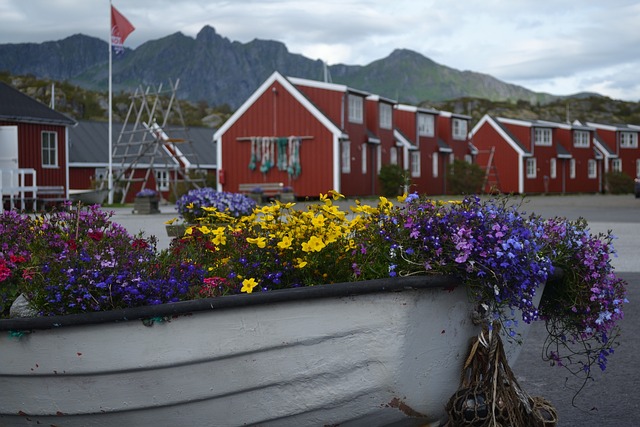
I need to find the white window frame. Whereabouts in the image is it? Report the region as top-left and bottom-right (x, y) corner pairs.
(452, 118), (467, 140)
(636, 159), (640, 178)
(550, 158), (557, 179)
(534, 128), (552, 146)
(155, 169), (170, 191)
(573, 130), (590, 148)
(620, 132), (638, 148)
(570, 159), (576, 179)
(410, 151), (421, 177)
(390, 147), (398, 165)
(432, 152), (438, 178)
(379, 103), (392, 130)
(41, 131), (58, 168)
(341, 140), (351, 173)
(376, 145), (382, 173)
(526, 158), (537, 178)
(612, 158), (622, 173)
(348, 94), (363, 124)
(361, 143), (367, 174)
(588, 159), (597, 179)
(418, 113), (435, 137)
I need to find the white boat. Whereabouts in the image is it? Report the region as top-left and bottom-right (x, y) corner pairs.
(68, 189), (108, 205)
(0, 275), (544, 427)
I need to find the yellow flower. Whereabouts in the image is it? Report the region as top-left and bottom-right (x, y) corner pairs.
(277, 235), (293, 249)
(294, 258), (308, 268)
(241, 278), (259, 293)
(246, 237), (267, 248)
(328, 190), (344, 200)
(302, 235), (326, 252)
(311, 214), (326, 228)
(397, 193), (408, 203)
(165, 218), (178, 225)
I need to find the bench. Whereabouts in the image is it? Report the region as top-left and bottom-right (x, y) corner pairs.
(238, 182), (284, 203)
(35, 186), (68, 210)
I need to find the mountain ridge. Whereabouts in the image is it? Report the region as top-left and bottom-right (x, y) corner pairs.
(0, 26), (561, 109)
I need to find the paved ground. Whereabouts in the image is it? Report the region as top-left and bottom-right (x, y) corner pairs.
(109, 194), (639, 426)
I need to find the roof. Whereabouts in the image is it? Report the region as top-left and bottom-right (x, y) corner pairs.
(0, 82), (76, 126)
(69, 121), (216, 167)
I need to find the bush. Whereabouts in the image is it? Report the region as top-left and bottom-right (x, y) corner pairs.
(447, 159), (485, 195)
(378, 164), (409, 197)
(605, 171), (633, 194)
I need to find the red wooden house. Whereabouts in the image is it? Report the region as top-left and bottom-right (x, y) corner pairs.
(587, 122), (640, 183)
(470, 115), (601, 194)
(393, 105), (473, 195)
(365, 94), (396, 195)
(0, 82), (76, 208)
(214, 71), (386, 198)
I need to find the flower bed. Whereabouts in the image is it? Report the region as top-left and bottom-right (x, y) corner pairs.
(0, 193), (628, 378)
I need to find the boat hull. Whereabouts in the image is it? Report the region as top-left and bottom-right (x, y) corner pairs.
(68, 189), (108, 205)
(0, 276), (542, 426)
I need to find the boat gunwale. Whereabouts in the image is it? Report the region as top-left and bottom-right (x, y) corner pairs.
(0, 275), (460, 331)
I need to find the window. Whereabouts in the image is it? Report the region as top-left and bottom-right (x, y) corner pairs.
(156, 170), (170, 191)
(411, 151), (421, 177)
(570, 159), (576, 179)
(341, 140), (351, 173)
(418, 114), (435, 137)
(390, 147), (398, 165)
(41, 131), (58, 167)
(588, 159), (597, 179)
(620, 132), (638, 148)
(361, 143), (367, 174)
(376, 145), (382, 173)
(612, 158), (622, 173)
(526, 158), (537, 178)
(464, 154), (473, 164)
(573, 130), (589, 148)
(452, 118), (467, 140)
(637, 159), (640, 178)
(348, 94), (363, 124)
(534, 128), (552, 146)
(379, 103), (392, 129)
(432, 152), (438, 178)
(550, 158), (557, 179)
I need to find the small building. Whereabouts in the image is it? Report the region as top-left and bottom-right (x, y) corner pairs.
(68, 121), (217, 203)
(0, 81), (76, 208)
(470, 115), (601, 194)
(587, 122), (640, 183)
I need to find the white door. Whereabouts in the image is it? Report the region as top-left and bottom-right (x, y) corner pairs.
(0, 126), (19, 195)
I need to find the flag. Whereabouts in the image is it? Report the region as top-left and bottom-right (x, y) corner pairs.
(111, 5), (135, 55)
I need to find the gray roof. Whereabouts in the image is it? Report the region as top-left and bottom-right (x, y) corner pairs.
(69, 121), (216, 168)
(0, 82), (76, 126)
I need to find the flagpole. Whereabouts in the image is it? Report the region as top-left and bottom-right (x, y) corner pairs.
(108, 0), (114, 204)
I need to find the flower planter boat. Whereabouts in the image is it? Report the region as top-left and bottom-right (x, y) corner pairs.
(68, 189), (108, 205)
(0, 275), (545, 427)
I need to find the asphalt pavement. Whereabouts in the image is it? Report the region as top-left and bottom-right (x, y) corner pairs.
(109, 194), (639, 426)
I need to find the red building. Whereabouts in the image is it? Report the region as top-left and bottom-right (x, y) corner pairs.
(470, 115), (601, 194)
(393, 105), (473, 195)
(0, 82), (76, 208)
(587, 122), (640, 184)
(214, 72), (386, 198)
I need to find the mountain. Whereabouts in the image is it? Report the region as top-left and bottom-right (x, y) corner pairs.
(0, 26), (558, 109)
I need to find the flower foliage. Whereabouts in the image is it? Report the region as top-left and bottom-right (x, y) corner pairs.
(176, 188), (256, 223)
(135, 188), (158, 198)
(0, 193), (627, 378)
(0, 203), (203, 316)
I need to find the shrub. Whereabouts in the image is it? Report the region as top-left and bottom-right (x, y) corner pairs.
(605, 171), (633, 194)
(447, 159), (485, 194)
(378, 164), (409, 197)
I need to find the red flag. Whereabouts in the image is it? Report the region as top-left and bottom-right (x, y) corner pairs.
(111, 5), (135, 54)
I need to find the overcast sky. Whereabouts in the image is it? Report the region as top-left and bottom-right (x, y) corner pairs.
(1, 0), (639, 101)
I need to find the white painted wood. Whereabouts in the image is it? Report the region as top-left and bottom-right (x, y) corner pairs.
(0, 280), (542, 426)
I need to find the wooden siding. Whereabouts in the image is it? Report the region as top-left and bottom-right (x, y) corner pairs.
(0, 120), (67, 189)
(472, 121), (521, 193)
(220, 80), (336, 198)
